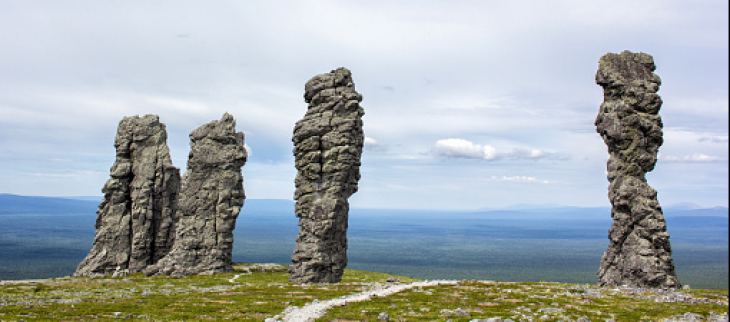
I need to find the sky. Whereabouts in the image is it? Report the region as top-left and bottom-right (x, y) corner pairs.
(0, 1), (727, 210)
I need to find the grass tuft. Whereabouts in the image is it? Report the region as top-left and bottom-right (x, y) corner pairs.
(0, 264), (726, 321)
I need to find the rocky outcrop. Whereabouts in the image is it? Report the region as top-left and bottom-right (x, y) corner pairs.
(289, 67), (364, 283)
(144, 113), (247, 277)
(595, 51), (680, 288)
(74, 115), (180, 277)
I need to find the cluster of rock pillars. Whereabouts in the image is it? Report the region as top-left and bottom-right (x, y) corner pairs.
(76, 52), (681, 289)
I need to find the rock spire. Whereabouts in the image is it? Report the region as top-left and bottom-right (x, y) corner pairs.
(74, 115), (180, 277)
(595, 51), (680, 288)
(144, 113), (247, 277)
(289, 67), (365, 283)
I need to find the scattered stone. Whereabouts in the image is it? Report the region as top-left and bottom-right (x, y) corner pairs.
(595, 51), (680, 289)
(74, 115), (180, 277)
(377, 312), (390, 321)
(289, 67), (365, 283)
(441, 308), (471, 317)
(538, 307), (564, 314)
(111, 267), (128, 278)
(233, 263), (288, 273)
(709, 312), (730, 322)
(663, 312), (709, 322)
(145, 113), (247, 277)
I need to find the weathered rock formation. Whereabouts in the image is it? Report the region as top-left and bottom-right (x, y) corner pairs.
(144, 113), (247, 277)
(74, 115), (180, 277)
(595, 51), (680, 288)
(289, 67), (364, 283)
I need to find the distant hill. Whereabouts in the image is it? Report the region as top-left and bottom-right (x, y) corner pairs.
(1, 193), (726, 218)
(60, 196), (103, 202)
(0, 194), (727, 288)
(664, 207), (729, 218)
(0, 194), (297, 217)
(0, 194), (98, 215)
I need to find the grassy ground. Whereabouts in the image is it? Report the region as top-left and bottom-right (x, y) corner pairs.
(321, 281), (728, 321)
(0, 264), (727, 321)
(0, 264), (417, 321)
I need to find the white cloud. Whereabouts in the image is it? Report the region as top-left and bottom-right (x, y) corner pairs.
(507, 148), (549, 160)
(432, 139), (498, 161)
(530, 150), (546, 158)
(364, 136), (386, 152)
(488, 176), (550, 184)
(243, 143), (252, 157)
(364, 137), (378, 145)
(699, 135), (729, 144)
(432, 139), (549, 162)
(659, 128), (729, 165)
(660, 153), (727, 163)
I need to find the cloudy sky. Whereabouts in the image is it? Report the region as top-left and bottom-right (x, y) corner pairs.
(1, 1), (727, 210)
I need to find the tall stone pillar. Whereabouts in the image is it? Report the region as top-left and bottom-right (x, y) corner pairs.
(595, 51), (680, 288)
(145, 112), (247, 277)
(289, 68), (364, 283)
(74, 115), (180, 277)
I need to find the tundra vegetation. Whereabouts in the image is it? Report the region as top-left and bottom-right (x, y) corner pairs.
(1, 264), (726, 321)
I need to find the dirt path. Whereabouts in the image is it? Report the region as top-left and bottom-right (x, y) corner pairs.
(270, 280), (458, 322)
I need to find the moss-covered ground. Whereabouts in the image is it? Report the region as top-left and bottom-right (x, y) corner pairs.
(0, 264), (414, 321)
(322, 281), (728, 321)
(0, 264), (727, 321)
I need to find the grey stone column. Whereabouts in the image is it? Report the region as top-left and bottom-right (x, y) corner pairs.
(289, 68), (364, 283)
(144, 112), (247, 277)
(595, 51), (680, 288)
(74, 115), (180, 277)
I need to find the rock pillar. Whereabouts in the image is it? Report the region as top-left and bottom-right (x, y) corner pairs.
(595, 51), (680, 288)
(289, 67), (364, 283)
(145, 112), (247, 277)
(74, 115), (180, 277)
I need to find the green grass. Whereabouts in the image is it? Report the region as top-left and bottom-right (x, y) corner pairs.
(0, 263), (416, 321)
(1, 264), (727, 321)
(320, 281), (729, 322)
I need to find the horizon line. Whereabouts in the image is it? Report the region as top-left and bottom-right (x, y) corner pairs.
(1, 193), (727, 211)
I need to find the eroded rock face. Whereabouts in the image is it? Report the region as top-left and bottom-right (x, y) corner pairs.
(595, 51), (680, 288)
(144, 113), (247, 277)
(289, 67), (364, 283)
(74, 115), (180, 277)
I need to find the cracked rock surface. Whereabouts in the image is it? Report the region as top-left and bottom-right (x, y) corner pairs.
(289, 67), (364, 283)
(595, 51), (680, 288)
(74, 115), (180, 277)
(145, 113), (247, 278)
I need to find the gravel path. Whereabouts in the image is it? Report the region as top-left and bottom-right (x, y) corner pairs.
(227, 274), (241, 283)
(268, 280), (458, 322)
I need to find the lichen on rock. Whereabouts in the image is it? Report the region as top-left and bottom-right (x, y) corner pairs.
(595, 51), (680, 288)
(289, 67), (364, 283)
(74, 114), (180, 277)
(144, 112), (247, 277)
